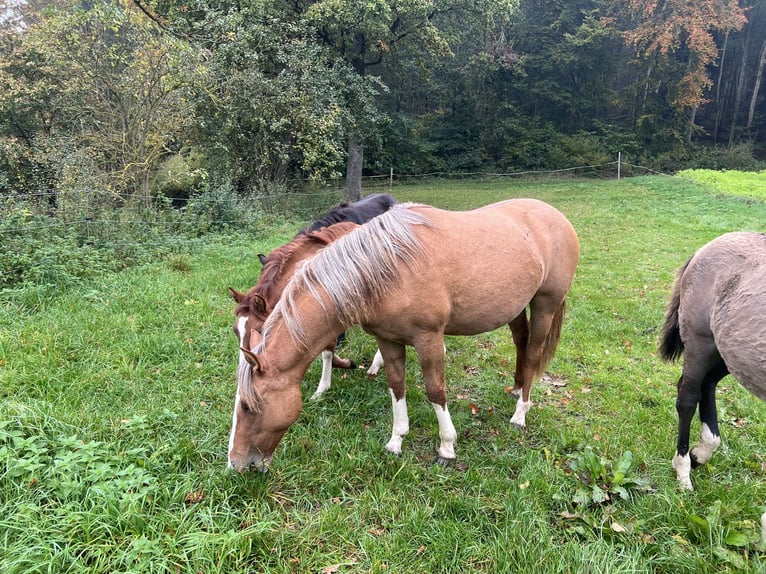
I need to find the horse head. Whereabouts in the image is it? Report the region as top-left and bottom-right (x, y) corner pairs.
(227, 345), (303, 472)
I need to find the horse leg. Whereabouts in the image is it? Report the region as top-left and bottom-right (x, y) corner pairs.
(508, 310), (529, 398)
(690, 361), (728, 467)
(330, 332), (357, 370)
(367, 348), (385, 376)
(510, 300), (559, 429)
(310, 350), (335, 400)
(415, 333), (457, 463)
(376, 337), (409, 455)
(672, 344), (723, 490)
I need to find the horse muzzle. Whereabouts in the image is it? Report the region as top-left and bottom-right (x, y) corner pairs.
(227, 452), (272, 473)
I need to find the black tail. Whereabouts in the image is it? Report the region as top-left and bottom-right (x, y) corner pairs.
(659, 258), (691, 363)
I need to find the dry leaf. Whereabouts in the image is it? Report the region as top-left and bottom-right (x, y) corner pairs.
(469, 403), (479, 415)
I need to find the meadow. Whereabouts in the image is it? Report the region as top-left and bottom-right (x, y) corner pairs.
(2, 174), (766, 573)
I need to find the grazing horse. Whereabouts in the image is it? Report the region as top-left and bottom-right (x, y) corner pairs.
(230, 222), (384, 399)
(227, 199), (579, 472)
(232, 193), (396, 398)
(660, 231), (766, 491)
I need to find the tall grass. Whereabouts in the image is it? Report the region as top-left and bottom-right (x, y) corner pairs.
(2, 175), (766, 572)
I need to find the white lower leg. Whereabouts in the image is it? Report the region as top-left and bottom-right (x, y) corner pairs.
(690, 422), (720, 465)
(432, 402), (457, 460)
(510, 398), (532, 428)
(367, 349), (385, 376)
(385, 390), (409, 454)
(673, 452), (693, 490)
(310, 350), (333, 399)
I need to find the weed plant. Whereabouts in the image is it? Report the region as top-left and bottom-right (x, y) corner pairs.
(2, 176), (766, 572)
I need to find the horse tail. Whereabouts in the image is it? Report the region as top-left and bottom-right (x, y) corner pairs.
(537, 298), (566, 378)
(659, 258), (691, 363)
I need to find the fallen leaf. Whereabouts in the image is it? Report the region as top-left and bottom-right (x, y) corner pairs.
(469, 403), (479, 415)
(611, 521), (627, 533)
(185, 488), (204, 504)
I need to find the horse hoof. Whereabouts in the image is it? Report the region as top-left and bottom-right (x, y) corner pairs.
(510, 388), (522, 399)
(510, 422), (526, 431)
(436, 455), (456, 466)
(346, 360), (357, 370)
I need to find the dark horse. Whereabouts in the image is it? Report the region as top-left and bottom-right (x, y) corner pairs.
(299, 192), (398, 235)
(228, 199), (579, 471)
(236, 193), (396, 395)
(660, 232), (766, 491)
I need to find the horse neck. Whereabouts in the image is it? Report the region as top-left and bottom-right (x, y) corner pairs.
(263, 287), (346, 373)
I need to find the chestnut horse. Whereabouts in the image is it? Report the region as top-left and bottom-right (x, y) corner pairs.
(231, 193), (396, 398)
(230, 222), (385, 399)
(227, 198), (579, 471)
(660, 232), (766, 491)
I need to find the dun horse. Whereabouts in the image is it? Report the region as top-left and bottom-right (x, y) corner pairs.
(660, 231), (766, 491)
(230, 193), (396, 398)
(228, 199), (579, 471)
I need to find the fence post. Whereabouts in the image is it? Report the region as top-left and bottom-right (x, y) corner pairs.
(617, 152), (621, 180)
(389, 167), (393, 189)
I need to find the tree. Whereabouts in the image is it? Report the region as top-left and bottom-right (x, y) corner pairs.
(136, 0), (509, 199)
(617, 0), (746, 142)
(0, 0), (203, 208)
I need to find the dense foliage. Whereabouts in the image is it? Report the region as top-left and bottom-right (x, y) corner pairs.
(1, 0), (765, 205)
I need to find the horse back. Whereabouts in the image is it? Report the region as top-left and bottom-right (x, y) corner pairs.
(678, 232), (766, 344)
(374, 199), (579, 336)
(410, 198), (579, 284)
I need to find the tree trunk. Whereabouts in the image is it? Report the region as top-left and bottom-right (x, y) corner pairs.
(687, 105), (697, 143)
(713, 31), (729, 144)
(729, 30), (751, 147)
(344, 133), (363, 201)
(747, 38), (766, 130)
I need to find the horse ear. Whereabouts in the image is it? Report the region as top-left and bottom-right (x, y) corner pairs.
(252, 294), (268, 314)
(258, 253), (267, 266)
(229, 287), (245, 303)
(240, 347), (264, 372)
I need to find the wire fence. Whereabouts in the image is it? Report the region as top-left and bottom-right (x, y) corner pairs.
(1, 158), (669, 235)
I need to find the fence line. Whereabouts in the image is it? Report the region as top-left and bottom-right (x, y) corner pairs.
(0, 159), (674, 239)
(2, 159), (668, 210)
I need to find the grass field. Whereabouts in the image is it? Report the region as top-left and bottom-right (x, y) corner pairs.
(3, 175), (766, 572)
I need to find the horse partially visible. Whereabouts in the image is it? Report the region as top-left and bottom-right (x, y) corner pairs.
(298, 192), (398, 235)
(660, 231), (766, 491)
(230, 222), (382, 399)
(227, 198), (579, 472)
(231, 193), (396, 399)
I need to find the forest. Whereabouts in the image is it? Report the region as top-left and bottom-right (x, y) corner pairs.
(1, 0), (765, 208)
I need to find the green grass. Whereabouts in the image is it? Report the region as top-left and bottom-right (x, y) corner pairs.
(678, 169), (766, 202)
(3, 175), (766, 572)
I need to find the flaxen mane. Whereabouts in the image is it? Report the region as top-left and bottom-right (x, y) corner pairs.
(260, 204), (432, 352)
(235, 222), (360, 321)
